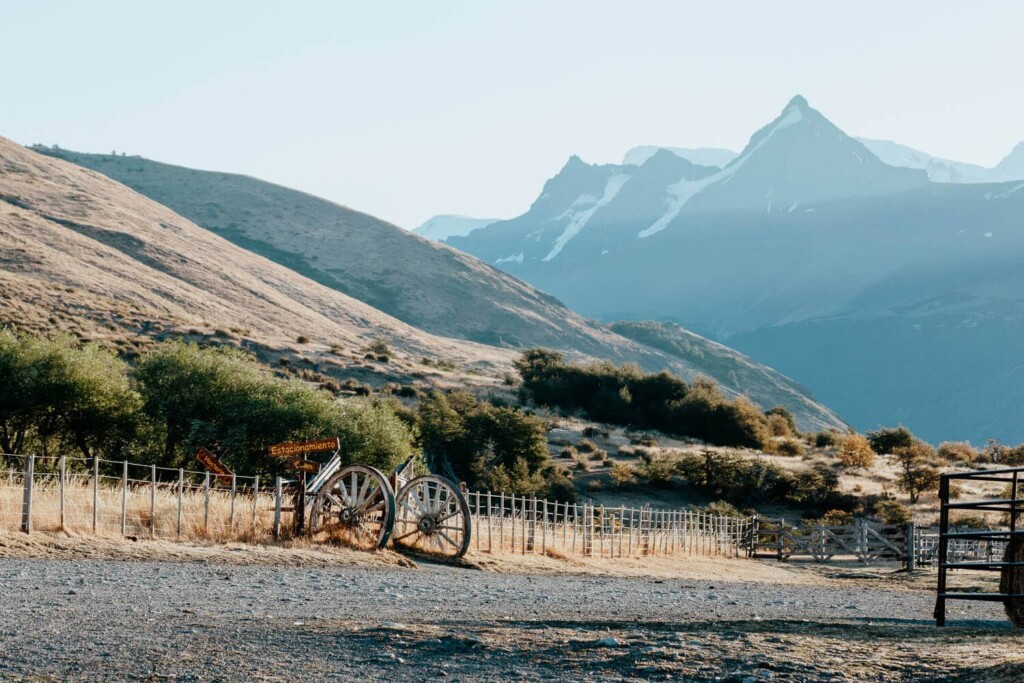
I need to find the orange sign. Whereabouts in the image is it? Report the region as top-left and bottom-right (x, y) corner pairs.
(196, 447), (234, 486)
(268, 437), (339, 459)
(284, 457), (322, 474)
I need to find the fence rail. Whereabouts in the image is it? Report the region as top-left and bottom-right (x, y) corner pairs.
(465, 491), (749, 559)
(1, 453), (750, 560)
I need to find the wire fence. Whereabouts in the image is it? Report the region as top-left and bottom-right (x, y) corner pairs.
(1, 453), (751, 560)
(1, 454), (277, 543)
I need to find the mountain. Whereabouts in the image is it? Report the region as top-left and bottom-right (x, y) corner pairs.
(27, 144), (845, 431)
(993, 142), (1024, 182)
(856, 138), (1024, 184)
(622, 146), (737, 168)
(0, 136), (514, 377)
(413, 214), (497, 242)
(447, 96), (1024, 443)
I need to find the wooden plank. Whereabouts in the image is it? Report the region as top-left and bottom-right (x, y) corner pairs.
(195, 447), (234, 486)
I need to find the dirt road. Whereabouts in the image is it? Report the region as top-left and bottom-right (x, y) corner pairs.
(0, 551), (1019, 682)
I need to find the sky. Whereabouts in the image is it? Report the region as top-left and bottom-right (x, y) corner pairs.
(3, 1), (1023, 228)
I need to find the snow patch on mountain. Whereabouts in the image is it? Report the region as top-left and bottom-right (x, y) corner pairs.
(495, 252), (524, 264)
(544, 173), (631, 261)
(638, 104), (804, 239)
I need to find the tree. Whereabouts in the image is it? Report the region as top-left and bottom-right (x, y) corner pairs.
(836, 433), (876, 469)
(893, 441), (940, 504)
(0, 330), (141, 463)
(866, 426), (915, 455)
(134, 342), (413, 475)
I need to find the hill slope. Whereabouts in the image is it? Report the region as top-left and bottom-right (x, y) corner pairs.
(0, 135), (517, 378)
(30, 145), (846, 430)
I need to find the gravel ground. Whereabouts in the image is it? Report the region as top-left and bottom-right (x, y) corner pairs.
(0, 558), (1019, 682)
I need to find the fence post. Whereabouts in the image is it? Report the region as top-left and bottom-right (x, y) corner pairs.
(59, 454), (66, 531)
(486, 491), (493, 553)
(92, 457), (98, 534)
(177, 468), (184, 538)
(499, 492), (505, 553)
(906, 522), (916, 573)
(777, 518), (785, 561)
(121, 460), (128, 536)
(150, 463), (157, 539)
(229, 473), (237, 533)
(203, 472), (210, 536)
(273, 476), (282, 541)
(20, 454), (34, 534)
(253, 475), (259, 536)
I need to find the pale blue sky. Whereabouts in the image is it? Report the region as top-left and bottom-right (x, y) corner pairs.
(4, 1), (1022, 227)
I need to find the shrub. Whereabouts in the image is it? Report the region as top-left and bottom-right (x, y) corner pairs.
(610, 462), (637, 487)
(514, 349), (771, 449)
(873, 500), (910, 525)
(866, 426), (915, 455)
(591, 449), (609, 464)
(836, 433), (876, 469)
(396, 385), (419, 398)
(937, 441), (980, 463)
(577, 438), (598, 454)
(775, 438), (805, 456)
(363, 339), (391, 356)
(815, 431), (838, 448)
(296, 335), (310, 344)
(765, 406), (798, 437)
(818, 509), (855, 526)
(703, 500), (742, 517)
(634, 452), (677, 487)
(582, 426), (610, 439)
(376, 354), (390, 363)
(559, 445), (578, 459)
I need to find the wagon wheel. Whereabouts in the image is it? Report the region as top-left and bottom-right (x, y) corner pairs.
(1001, 537), (1024, 627)
(393, 475), (471, 559)
(310, 465), (395, 550)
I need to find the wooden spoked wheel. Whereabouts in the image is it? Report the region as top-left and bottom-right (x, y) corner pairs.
(310, 465), (395, 550)
(1001, 537), (1024, 627)
(393, 475), (471, 558)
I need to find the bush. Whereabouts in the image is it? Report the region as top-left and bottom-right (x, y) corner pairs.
(873, 499), (910, 525)
(765, 406), (798, 437)
(702, 500), (742, 517)
(363, 339), (391, 356)
(577, 438), (598, 454)
(296, 335), (310, 344)
(559, 445), (578, 459)
(582, 426), (610, 439)
(417, 390), (566, 498)
(775, 438), (805, 456)
(514, 349), (772, 449)
(633, 452), (677, 486)
(376, 354), (390, 363)
(836, 433), (876, 469)
(815, 431), (838, 448)
(866, 426), (915, 455)
(937, 441), (980, 463)
(610, 462), (637, 487)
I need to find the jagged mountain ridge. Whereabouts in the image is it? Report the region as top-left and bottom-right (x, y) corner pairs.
(446, 96), (1024, 442)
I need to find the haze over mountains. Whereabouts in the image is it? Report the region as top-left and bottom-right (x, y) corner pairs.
(440, 96), (1024, 444)
(20, 142), (844, 430)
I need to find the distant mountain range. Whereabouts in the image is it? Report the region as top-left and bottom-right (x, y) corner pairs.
(413, 215), (498, 241)
(440, 96), (1024, 444)
(26, 143), (844, 430)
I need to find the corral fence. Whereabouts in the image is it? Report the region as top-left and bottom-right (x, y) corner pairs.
(1, 454), (751, 560)
(464, 491), (749, 558)
(750, 517), (1009, 571)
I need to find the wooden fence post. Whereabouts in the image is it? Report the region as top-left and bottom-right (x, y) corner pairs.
(121, 460), (128, 536)
(906, 522), (916, 573)
(273, 476), (282, 541)
(150, 463), (157, 539)
(20, 454), (34, 534)
(487, 492), (493, 553)
(253, 475), (259, 535)
(777, 518), (785, 561)
(92, 457), (98, 534)
(229, 473), (237, 533)
(203, 472), (210, 536)
(499, 492), (505, 553)
(59, 454), (66, 531)
(177, 468), (184, 538)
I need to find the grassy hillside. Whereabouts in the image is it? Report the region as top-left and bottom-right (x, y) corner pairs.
(0, 136), (516, 391)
